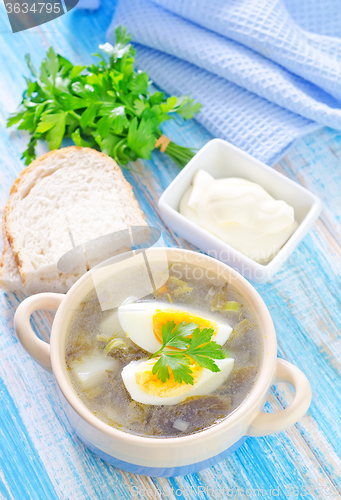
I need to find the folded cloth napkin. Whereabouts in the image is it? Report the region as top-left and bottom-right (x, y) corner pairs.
(106, 0), (341, 165)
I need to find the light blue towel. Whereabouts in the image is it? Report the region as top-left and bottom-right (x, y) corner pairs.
(106, 0), (341, 165)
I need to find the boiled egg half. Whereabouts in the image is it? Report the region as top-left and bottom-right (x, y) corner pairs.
(121, 357), (234, 405)
(117, 302), (232, 353)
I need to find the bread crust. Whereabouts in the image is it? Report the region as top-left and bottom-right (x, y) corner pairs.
(2, 146), (146, 290)
(0, 199), (24, 290)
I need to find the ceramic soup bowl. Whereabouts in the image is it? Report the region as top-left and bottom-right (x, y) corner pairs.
(14, 248), (312, 477)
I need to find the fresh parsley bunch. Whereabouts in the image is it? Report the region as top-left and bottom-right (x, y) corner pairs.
(149, 321), (229, 385)
(7, 26), (202, 167)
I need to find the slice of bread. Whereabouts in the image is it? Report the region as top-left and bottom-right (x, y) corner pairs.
(0, 147), (146, 294)
(0, 234), (27, 293)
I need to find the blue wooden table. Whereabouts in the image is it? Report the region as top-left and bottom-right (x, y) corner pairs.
(0, 2), (341, 499)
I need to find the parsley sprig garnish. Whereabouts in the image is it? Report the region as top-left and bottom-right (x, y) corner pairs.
(7, 25), (201, 167)
(149, 321), (229, 385)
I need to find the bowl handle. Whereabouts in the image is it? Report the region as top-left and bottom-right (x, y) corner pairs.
(14, 293), (65, 371)
(247, 358), (312, 437)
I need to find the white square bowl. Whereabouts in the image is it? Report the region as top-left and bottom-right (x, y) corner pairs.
(158, 139), (322, 283)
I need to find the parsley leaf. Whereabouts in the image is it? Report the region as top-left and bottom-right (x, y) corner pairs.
(36, 112), (63, 134)
(150, 321), (229, 384)
(185, 327), (227, 372)
(45, 111), (66, 150)
(161, 320), (197, 350)
(152, 353), (194, 385)
(176, 97), (202, 120)
(115, 25), (132, 46)
(127, 117), (157, 159)
(128, 71), (149, 95)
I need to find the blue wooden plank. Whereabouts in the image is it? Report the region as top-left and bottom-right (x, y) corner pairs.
(0, 376), (59, 500)
(1, 0), (341, 498)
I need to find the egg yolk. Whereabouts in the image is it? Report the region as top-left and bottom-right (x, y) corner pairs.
(152, 309), (218, 344)
(135, 359), (203, 397)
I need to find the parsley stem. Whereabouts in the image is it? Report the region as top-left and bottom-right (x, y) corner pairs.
(68, 110), (81, 121)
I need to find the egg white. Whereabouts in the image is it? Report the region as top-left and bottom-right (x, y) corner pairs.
(117, 302), (232, 353)
(121, 357), (235, 405)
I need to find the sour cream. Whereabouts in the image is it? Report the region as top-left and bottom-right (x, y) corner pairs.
(179, 170), (298, 264)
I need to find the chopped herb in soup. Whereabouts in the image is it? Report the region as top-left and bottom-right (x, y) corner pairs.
(65, 261), (262, 437)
